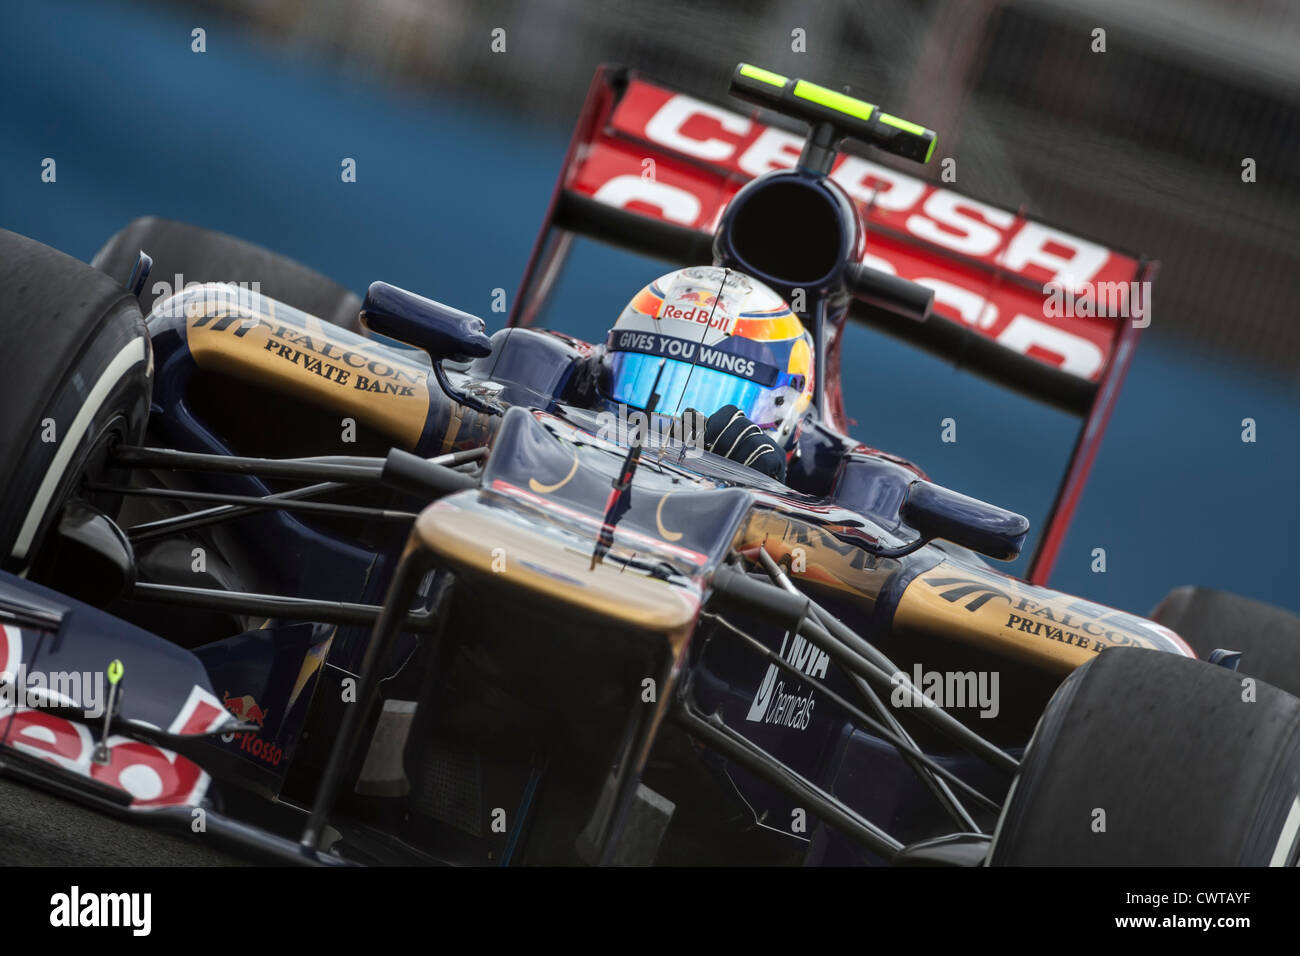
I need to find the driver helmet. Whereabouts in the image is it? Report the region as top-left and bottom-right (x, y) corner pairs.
(598, 266), (814, 447)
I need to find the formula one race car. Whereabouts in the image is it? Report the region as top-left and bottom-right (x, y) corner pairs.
(1, 63), (1298, 867)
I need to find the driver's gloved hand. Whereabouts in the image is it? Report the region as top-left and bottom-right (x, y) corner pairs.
(697, 404), (787, 481)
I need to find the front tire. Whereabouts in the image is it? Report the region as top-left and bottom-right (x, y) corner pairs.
(0, 229), (151, 571)
(989, 647), (1300, 865)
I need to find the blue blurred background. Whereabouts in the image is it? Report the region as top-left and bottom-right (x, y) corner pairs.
(2, 0), (1297, 617)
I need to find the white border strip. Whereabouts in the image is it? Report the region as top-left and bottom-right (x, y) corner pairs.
(1269, 795), (1300, 866)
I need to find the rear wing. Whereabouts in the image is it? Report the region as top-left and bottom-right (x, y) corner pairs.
(509, 65), (1155, 584)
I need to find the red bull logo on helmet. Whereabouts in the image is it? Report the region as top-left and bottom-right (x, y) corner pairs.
(659, 301), (734, 332)
(677, 289), (718, 308)
(660, 279), (737, 332)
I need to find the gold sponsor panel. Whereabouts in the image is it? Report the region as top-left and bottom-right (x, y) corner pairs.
(183, 293), (430, 448)
(894, 560), (1187, 676)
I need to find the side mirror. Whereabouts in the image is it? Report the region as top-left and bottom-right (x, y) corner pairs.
(360, 281), (499, 414)
(900, 480), (1029, 561)
(360, 281), (493, 362)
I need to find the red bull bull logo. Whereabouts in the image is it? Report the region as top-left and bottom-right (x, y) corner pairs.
(221, 691), (284, 766)
(678, 289), (718, 307)
(223, 691), (269, 726)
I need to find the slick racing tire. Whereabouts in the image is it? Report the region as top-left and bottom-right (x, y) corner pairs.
(0, 229), (152, 571)
(988, 647), (1300, 866)
(92, 216), (363, 332)
(1151, 585), (1300, 698)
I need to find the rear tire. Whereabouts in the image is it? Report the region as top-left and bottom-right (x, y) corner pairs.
(989, 647), (1300, 865)
(0, 229), (151, 570)
(92, 217), (362, 331)
(1152, 586), (1300, 697)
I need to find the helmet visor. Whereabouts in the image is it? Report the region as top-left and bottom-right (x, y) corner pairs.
(606, 351), (774, 426)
